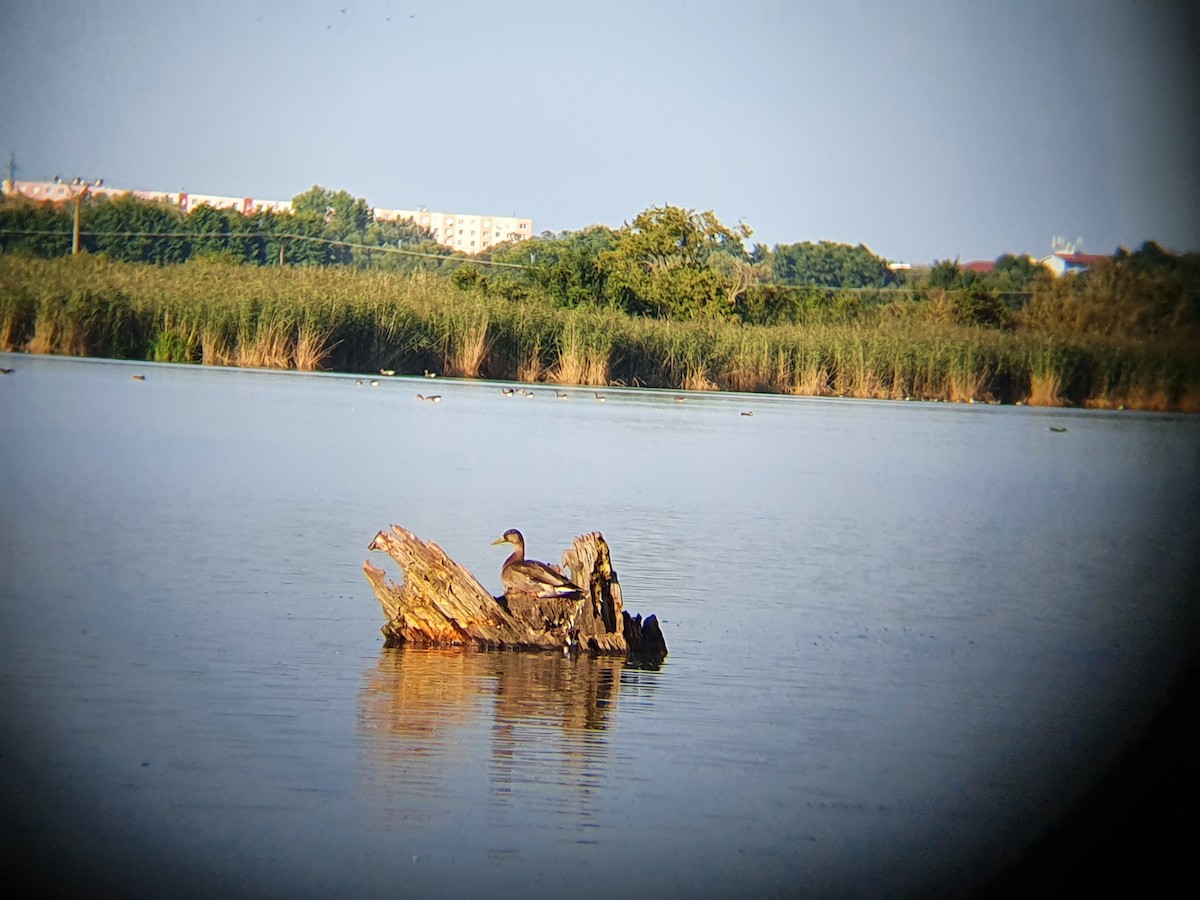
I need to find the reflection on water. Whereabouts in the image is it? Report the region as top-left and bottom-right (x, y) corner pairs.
(356, 648), (661, 865)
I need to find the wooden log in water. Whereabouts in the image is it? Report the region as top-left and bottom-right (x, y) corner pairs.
(364, 526), (667, 659)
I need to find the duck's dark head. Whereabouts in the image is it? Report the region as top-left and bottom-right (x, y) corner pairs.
(491, 529), (524, 549)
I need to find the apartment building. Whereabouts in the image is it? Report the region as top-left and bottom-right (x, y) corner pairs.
(373, 206), (532, 253)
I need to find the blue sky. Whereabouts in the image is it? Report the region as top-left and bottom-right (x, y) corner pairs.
(1, 0), (1197, 263)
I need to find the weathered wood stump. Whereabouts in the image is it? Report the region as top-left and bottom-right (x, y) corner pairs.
(364, 526), (667, 659)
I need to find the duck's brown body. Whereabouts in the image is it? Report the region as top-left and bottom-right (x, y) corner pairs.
(491, 529), (584, 600)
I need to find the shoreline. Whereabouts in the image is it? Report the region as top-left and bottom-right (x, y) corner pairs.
(3, 348), (1192, 415)
(3, 256), (1199, 413)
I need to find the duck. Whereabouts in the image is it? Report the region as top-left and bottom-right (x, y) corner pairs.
(594, 392), (607, 402)
(416, 393), (442, 402)
(380, 368), (396, 376)
(555, 390), (569, 400)
(491, 529), (584, 600)
(132, 374), (146, 381)
(501, 387), (515, 397)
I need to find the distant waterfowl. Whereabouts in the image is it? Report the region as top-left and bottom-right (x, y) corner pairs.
(740, 410), (754, 417)
(424, 370), (438, 378)
(380, 368), (396, 376)
(416, 393), (442, 402)
(370, 379), (380, 387)
(556, 391), (569, 400)
(519, 388), (535, 398)
(501, 387), (515, 397)
(132, 374), (146, 381)
(0, 367), (15, 375)
(355, 379), (364, 386)
(594, 392), (607, 402)
(1049, 426), (1067, 433)
(491, 529), (584, 600)
(674, 396), (685, 403)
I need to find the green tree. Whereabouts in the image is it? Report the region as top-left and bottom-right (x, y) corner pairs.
(84, 195), (187, 263)
(927, 259), (969, 289)
(989, 253), (1048, 291)
(486, 226), (617, 308)
(769, 241), (895, 288)
(186, 204), (234, 260)
(596, 205), (752, 318)
(0, 196), (72, 257)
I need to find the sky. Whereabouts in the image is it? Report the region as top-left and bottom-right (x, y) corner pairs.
(1, 0), (1197, 264)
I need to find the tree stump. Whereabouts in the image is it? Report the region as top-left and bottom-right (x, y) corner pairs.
(364, 526), (667, 659)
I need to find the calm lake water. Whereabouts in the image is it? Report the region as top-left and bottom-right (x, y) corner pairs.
(2, 351), (1198, 898)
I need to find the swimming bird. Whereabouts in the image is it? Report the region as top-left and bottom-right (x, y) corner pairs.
(674, 396), (685, 403)
(0, 367), (15, 375)
(424, 369), (438, 378)
(740, 410), (754, 417)
(132, 374), (146, 381)
(491, 529), (584, 600)
(416, 393), (441, 402)
(501, 387), (515, 396)
(370, 379), (380, 387)
(1049, 426), (1067, 433)
(556, 391), (569, 400)
(380, 368), (396, 376)
(594, 392), (606, 402)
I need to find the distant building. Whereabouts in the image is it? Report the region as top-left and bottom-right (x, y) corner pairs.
(961, 260), (995, 275)
(3, 179), (530, 255)
(1040, 251), (1109, 276)
(2, 179), (292, 216)
(373, 206), (532, 253)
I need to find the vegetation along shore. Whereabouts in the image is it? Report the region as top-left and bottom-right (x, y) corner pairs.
(2, 188), (1198, 411)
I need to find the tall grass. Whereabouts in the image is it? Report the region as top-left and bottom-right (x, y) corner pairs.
(2, 254), (1198, 411)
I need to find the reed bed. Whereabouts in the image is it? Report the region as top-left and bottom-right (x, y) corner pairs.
(2, 254), (1198, 410)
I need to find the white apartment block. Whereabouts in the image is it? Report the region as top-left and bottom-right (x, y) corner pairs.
(373, 207), (532, 253)
(3, 179), (530, 255)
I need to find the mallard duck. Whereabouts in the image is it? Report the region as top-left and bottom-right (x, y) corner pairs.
(491, 529), (584, 600)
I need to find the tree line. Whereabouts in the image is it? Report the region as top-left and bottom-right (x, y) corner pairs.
(0, 185), (448, 270)
(2, 185), (1198, 338)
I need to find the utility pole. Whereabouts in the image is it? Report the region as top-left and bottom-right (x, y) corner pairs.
(72, 181), (91, 255)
